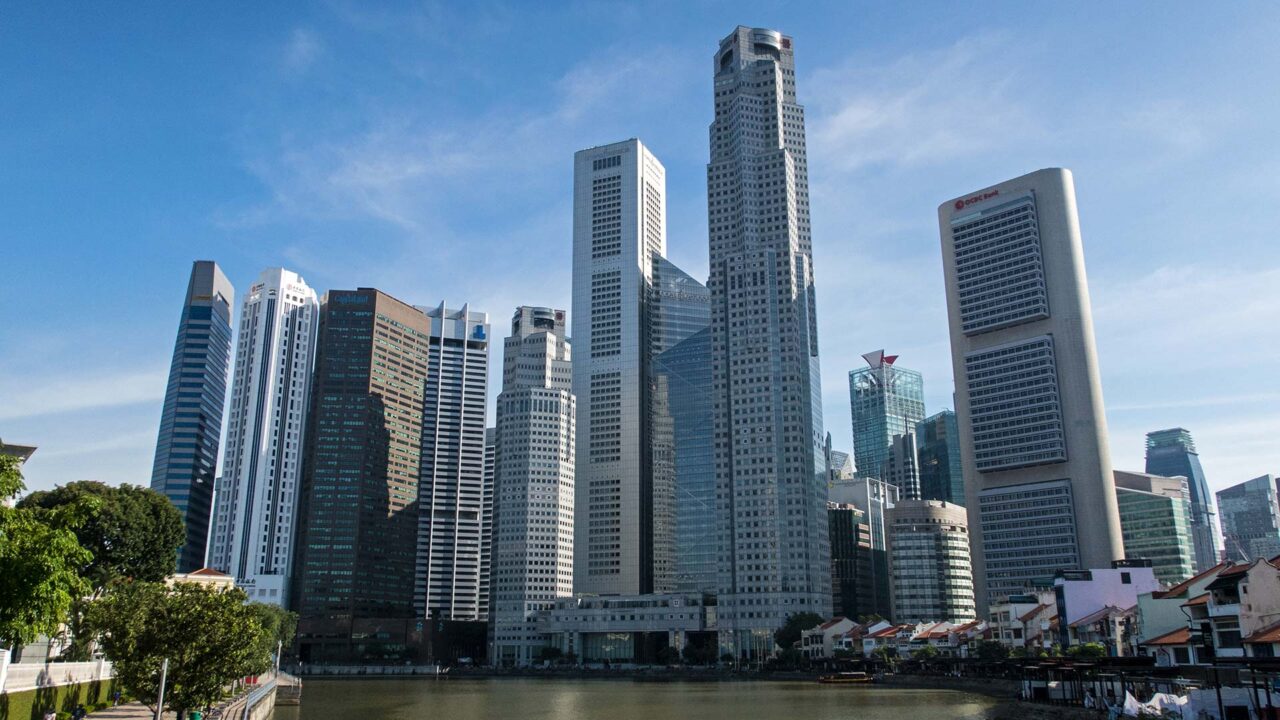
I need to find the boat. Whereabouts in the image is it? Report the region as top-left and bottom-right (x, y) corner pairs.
(818, 671), (875, 684)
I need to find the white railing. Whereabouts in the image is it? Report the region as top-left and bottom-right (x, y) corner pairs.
(0, 658), (113, 694)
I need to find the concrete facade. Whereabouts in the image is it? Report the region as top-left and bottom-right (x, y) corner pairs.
(209, 268), (318, 606)
(887, 499), (976, 623)
(938, 169), (1124, 613)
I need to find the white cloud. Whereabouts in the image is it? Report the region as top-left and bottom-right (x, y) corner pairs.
(0, 368), (168, 422)
(282, 28), (323, 73)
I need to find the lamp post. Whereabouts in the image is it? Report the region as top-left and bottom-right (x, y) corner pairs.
(155, 658), (169, 720)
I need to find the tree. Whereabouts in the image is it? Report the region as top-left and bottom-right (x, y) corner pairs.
(773, 612), (825, 651)
(913, 644), (939, 662)
(247, 602), (297, 662)
(0, 455), (93, 651)
(871, 645), (898, 668)
(88, 581), (271, 717)
(537, 646), (563, 663)
(19, 481), (184, 589)
(655, 646), (680, 665)
(1065, 642), (1107, 661)
(977, 640), (1010, 662)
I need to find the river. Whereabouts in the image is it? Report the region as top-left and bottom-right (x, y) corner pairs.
(275, 678), (1000, 719)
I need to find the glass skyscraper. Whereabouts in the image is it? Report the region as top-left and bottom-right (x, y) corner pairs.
(1145, 428), (1220, 572)
(293, 288), (433, 662)
(648, 256), (711, 593)
(1217, 474), (1280, 562)
(849, 351), (925, 482)
(917, 410), (964, 506)
(1113, 471), (1195, 584)
(150, 260), (234, 573)
(652, 328), (714, 594)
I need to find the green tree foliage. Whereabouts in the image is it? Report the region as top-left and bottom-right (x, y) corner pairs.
(773, 612), (825, 651)
(871, 645), (899, 667)
(682, 641), (719, 665)
(19, 481), (184, 590)
(0, 455), (93, 650)
(87, 582), (271, 716)
(246, 602), (297, 662)
(655, 646), (680, 665)
(977, 640), (1010, 662)
(1065, 642), (1107, 661)
(913, 644), (939, 661)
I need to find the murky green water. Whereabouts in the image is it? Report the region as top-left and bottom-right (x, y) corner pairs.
(276, 678), (998, 720)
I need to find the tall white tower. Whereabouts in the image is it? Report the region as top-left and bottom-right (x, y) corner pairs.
(414, 302), (491, 621)
(491, 306), (575, 666)
(571, 138), (666, 595)
(938, 168), (1123, 614)
(209, 267), (318, 605)
(707, 27), (831, 655)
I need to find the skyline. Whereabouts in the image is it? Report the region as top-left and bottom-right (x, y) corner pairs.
(4, 2), (1279, 498)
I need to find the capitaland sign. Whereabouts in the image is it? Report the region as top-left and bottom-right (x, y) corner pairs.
(954, 189), (999, 211)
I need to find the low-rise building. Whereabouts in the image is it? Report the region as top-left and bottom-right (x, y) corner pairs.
(1139, 558), (1280, 665)
(540, 593), (716, 664)
(167, 567), (236, 591)
(988, 592), (1054, 650)
(1054, 561), (1160, 653)
(1065, 605), (1138, 656)
(801, 617), (858, 660)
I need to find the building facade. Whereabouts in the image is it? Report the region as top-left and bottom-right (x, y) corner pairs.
(292, 289), (432, 662)
(917, 410), (964, 506)
(828, 502), (888, 621)
(938, 168), (1124, 613)
(887, 499), (976, 623)
(1217, 475), (1280, 562)
(414, 303), (490, 623)
(1145, 428), (1220, 572)
(652, 327), (716, 594)
(150, 260), (234, 573)
(208, 268), (319, 605)
(491, 307), (575, 666)
(571, 138), (667, 596)
(707, 25), (831, 654)
(849, 351), (925, 482)
(882, 431), (921, 500)
(1113, 470), (1195, 584)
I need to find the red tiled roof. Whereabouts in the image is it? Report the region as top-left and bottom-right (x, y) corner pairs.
(819, 617), (849, 630)
(1019, 604), (1050, 623)
(1181, 593), (1209, 607)
(1217, 563), (1254, 578)
(1141, 627), (1191, 646)
(867, 626), (901, 639)
(187, 567), (231, 577)
(1152, 562), (1231, 599)
(1245, 622), (1280, 645)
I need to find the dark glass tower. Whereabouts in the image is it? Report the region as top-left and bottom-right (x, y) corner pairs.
(652, 328), (715, 594)
(150, 260), (234, 573)
(1145, 428), (1220, 571)
(293, 289), (432, 662)
(916, 410), (965, 506)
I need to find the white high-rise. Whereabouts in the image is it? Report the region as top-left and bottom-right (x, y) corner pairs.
(707, 27), (831, 654)
(209, 267), (318, 606)
(938, 168), (1123, 614)
(414, 303), (491, 621)
(492, 307), (575, 666)
(571, 139), (666, 595)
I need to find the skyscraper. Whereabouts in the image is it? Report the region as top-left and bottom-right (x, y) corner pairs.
(849, 351), (925, 481)
(481, 428), (495, 622)
(652, 327), (715, 594)
(1113, 470), (1195, 584)
(151, 260), (234, 573)
(938, 168), (1124, 613)
(887, 499), (975, 623)
(491, 307), (575, 666)
(707, 26), (830, 652)
(1217, 475), (1280, 562)
(1145, 428), (1220, 572)
(208, 268), (319, 605)
(648, 257), (711, 593)
(882, 431), (921, 500)
(828, 502), (886, 621)
(916, 410), (965, 506)
(414, 303), (490, 623)
(293, 289), (431, 662)
(571, 138), (666, 596)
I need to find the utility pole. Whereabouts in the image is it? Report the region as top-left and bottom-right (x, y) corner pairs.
(155, 657), (169, 720)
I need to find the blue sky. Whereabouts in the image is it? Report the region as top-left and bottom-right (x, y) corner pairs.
(3, 2), (1277, 496)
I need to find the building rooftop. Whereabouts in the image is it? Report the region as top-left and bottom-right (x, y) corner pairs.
(1245, 621), (1280, 645)
(1152, 562), (1231, 599)
(1142, 627), (1192, 646)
